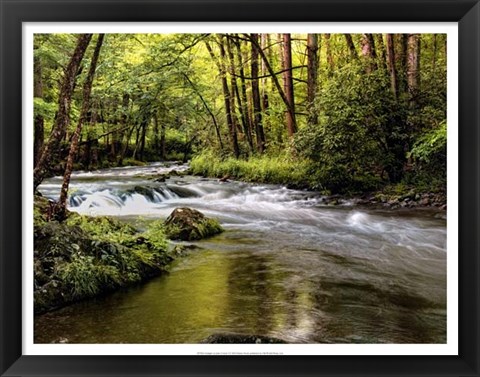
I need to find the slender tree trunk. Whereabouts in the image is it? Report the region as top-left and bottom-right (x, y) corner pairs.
(324, 34), (334, 74)
(250, 33), (266, 153)
(432, 34), (437, 77)
(386, 34), (399, 101)
(34, 50), (44, 166)
(82, 106), (96, 170)
(344, 34), (358, 60)
(139, 117), (148, 161)
(227, 38), (246, 136)
(218, 38), (240, 158)
(407, 34), (421, 104)
(398, 34), (409, 94)
(260, 33), (269, 113)
(247, 33), (297, 138)
(132, 124), (141, 159)
(223, 37), (242, 138)
(282, 34), (296, 137)
(119, 124), (135, 165)
(54, 34), (104, 220)
(260, 34), (270, 141)
(361, 34), (377, 72)
(33, 33), (93, 191)
(108, 98), (122, 160)
(307, 34), (319, 126)
(117, 93), (130, 165)
(233, 36), (254, 151)
(205, 38), (239, 158)
(153, 111), (160, 157)
(375, 34), (388, 71)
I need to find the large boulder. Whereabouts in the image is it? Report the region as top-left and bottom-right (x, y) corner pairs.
(164, 207), (223, 241)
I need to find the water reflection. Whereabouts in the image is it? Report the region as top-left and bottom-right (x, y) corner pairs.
(35, 245), (445, 344)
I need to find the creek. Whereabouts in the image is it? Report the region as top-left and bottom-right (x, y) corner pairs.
(34, 162), (446, 344)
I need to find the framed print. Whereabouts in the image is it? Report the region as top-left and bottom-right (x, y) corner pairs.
(1, 0), (479, 376)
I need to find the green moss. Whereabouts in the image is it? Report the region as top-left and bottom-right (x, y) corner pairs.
(34, 195), (52, 226)
(165, 217), (223, 241)
(34, 204), (173, 313)
(163, 207), (224, 241)
(196, 218), (223, 239)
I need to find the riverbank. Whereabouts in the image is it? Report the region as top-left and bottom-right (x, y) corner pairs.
(34, 193), (224, 314)
(189, 154), (446, 211)
(34, 195), (174, 314)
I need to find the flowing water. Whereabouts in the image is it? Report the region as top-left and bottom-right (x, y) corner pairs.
(34, 162), (447, 344)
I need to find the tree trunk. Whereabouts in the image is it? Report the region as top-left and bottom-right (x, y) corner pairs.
(407, 34), (421, 103)
(108, 98), (121, 160)
(386, 34), (399, 101)
(117, 93), (130, 165)
(205, 38), (239, 158)
(361, 34), (377, 72)
(375, 34), (388, 71)
(233, 36), (254, 151)
(260, 33), (269, 112)
(54, 34), (104, 220)
(153, 111), (160, 157)
(282, 34), (296, 137)
(324, 34), (334, 74)
(307, 34), (319, 126)
(33, 33), (93, 191)
(33, 49), (44, 166)
(119, 124), (135, 166)
(259, 34), (270, 141)
(247, 33), (297, 139)
(250, 33), (266, 153)
(139, 117), (148, 161)
(132, 124), (141, 159)
(398, 34), (409, 94)
(344, 34), (358, 60)
(223, 37), (242, 139)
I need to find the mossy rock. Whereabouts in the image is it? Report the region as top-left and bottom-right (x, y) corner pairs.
(164, 207), (223, 241)
(33, 201), (173, 313)
(34, 194), (54, 225)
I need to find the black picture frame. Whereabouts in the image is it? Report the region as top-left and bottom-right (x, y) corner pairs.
(1, 0), (479, 376)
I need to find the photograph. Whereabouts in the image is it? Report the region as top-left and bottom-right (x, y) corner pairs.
(32, 31), (449, 346)
(1, 0), (479, 375)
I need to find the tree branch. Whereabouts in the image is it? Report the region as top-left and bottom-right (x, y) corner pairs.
(231, 65), (307, 80)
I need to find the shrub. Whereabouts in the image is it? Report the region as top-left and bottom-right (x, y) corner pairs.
(406, 120), (446, 189)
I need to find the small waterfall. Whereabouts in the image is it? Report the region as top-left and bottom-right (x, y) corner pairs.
(68, 186), (180, 216)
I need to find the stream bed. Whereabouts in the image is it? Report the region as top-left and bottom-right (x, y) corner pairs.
(34, 162), (447, 344)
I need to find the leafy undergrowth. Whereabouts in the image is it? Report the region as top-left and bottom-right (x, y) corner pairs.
(34, 196), (172, 314)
